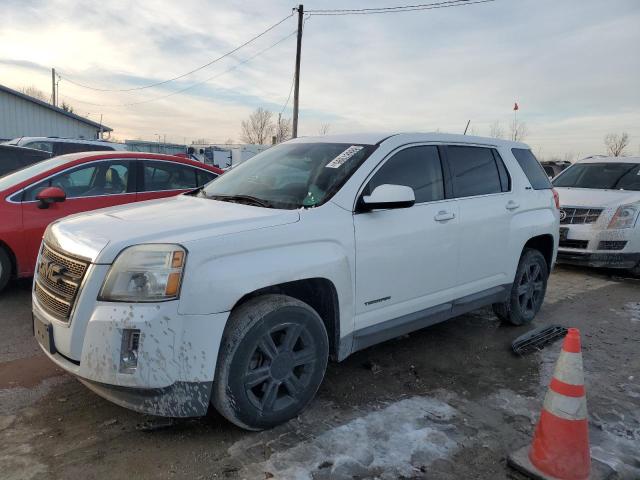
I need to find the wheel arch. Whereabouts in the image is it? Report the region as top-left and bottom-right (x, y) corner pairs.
(231, 277), (342, 361)
(523, 234), (554, 269)
(0, 240), (17, 278)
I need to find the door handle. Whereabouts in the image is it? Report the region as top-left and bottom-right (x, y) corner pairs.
(434, 211), (455, 222)
(506, 200), (520, 211)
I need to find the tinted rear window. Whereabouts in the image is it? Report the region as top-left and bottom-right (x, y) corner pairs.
(0, 147), (50, 177)
(511, 149), (552, 189)
(447, 146), (503, 198)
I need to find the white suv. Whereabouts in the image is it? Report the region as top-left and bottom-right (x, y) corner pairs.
(553, 155), (640, 275)
(4, 137), (127, 155)
(33, 133), (559, 429)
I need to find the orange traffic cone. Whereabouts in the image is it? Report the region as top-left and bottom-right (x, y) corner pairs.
(508, 328), (607, 480)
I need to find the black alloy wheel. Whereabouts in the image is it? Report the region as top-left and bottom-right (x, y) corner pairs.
(212, 294), (329, 430)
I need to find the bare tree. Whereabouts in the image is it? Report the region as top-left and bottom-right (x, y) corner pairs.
(224, 138), (235, 145)
(61, 101), (74, 113)
(275, 116), (292, 143)
(240, 107), (275, 145)
(510, 119), (528, 142)
(604, 132), (629, 157)
(319, 123), (331, 136)
(489, 121), (504, 139)
(19, 85), (48, 102)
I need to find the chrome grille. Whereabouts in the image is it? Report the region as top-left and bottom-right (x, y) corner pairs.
(34, 244), (89, 321)
(560, 207), (603, 225)
(35, 282), (71, 318)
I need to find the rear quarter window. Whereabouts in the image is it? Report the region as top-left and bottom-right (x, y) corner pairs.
(511, 149), (552, 190)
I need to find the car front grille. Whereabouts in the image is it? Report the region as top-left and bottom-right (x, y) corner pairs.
(559, 239), (589, 249)
(34, 243), (89, 322)
(598, 241), (627, 251)
(560, 207), (603, 225)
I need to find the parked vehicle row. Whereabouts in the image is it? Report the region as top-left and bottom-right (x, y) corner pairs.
(30, 133), (559, 429)
(0, 152), (223, 291)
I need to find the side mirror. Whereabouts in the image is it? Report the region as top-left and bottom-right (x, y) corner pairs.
(36, 187), (66, 209)
(360, 184), (415, 211)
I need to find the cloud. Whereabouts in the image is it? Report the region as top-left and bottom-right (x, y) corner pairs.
(0, 0), (638, 155)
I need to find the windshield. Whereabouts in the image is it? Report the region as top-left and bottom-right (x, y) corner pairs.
(0, 155), (71, 191)
(553, 162), (640, 191)
(200, 142), (377, 209)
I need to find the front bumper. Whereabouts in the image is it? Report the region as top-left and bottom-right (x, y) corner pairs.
(33, 295), (230, 417)
(78, 377), (213, 417)
(557, 250), (640, 269)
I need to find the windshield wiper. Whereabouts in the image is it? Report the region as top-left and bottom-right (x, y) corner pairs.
(207, 194), (272, 208)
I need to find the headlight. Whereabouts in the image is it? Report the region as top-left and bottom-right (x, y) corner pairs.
(607, 203), (640, 230)
(99, 244), (186, 302)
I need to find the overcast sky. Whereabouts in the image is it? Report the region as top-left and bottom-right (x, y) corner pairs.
(1, 0), (638, 158)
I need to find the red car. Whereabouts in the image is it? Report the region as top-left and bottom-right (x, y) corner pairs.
(0, 151), (223, 292)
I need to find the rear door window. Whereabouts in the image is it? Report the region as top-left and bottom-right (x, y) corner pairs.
(0, 148), (50, 176)
(365, 145), (445, 203)
(512, 148), (552, 190)
(53, 143), (111, 155)
(23, 141), (54, 153)
(142, 161), (198, 191)
(446, 146), (504, 198)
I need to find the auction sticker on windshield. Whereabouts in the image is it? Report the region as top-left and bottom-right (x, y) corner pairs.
(326, 146), (364, 168)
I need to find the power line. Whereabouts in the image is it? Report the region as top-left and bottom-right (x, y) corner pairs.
(58, 13), (293, 92)
(307, 0), (466, 13)
(306, 0), (495, 16)
(280, 71), (296, 115)
(60, 30), (297, 108)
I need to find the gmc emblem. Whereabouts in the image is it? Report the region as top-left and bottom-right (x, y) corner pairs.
(38, 258), (67, 284)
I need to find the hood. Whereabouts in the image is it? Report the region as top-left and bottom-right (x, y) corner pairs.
(555, 187), (640, 209)
(48, 195), (300, 263)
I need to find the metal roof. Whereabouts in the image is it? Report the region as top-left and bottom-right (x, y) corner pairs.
(0, 83), (113, 132)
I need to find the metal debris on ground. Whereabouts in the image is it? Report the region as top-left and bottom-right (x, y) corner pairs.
(135, 417), (175, 432)
(511, 325), (568, 355)
(363, 360), (382, 375)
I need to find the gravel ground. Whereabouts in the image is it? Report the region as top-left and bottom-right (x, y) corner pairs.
(0, 265), (638, 479)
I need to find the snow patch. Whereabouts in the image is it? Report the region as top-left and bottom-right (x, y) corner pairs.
(237, 397), (459, 480)
(623, 302), (640, 323)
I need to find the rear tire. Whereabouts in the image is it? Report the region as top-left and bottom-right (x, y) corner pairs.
(0, 248), (11, 293)
(630, 262), (640, 278)
(493, 248), (549, 326)
(212, 294), (329, 431)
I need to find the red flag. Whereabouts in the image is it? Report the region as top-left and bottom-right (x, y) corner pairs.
(513, 102), (519, 111)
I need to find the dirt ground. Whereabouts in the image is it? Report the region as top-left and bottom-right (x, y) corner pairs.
(1, 265), (638, 480)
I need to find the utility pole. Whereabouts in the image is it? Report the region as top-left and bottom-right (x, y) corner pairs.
(277, 112), (282, 143)
(292, 4), (303, 138)
(51, 68), (56, 106)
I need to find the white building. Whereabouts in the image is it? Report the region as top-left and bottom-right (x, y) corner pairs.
(0, 84), (112, 141)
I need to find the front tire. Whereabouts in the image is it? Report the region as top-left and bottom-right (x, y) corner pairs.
(212, 294), (329, 430)
(0, 248), (11, 293)
(493, 248), (549, 326)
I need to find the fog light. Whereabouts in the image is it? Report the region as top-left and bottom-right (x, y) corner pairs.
(120, 329), (140, 374)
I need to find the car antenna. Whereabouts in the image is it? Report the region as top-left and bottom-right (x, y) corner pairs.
(463, 120), (471, 135)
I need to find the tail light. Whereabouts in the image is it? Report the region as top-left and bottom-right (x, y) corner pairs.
(552, 189), (560, 209)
